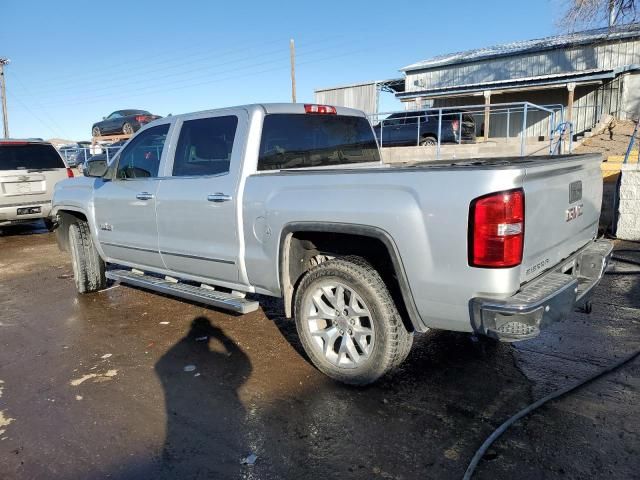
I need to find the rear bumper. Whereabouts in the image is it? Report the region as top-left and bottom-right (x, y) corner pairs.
(0, 201), (52, 225)
(470, 238), (613, 342)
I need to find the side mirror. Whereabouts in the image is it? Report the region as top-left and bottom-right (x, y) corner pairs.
(102, 116), (106, 120)
(84, 159), (108, 178)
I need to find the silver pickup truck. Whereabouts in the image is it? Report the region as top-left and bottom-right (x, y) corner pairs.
(52, 103), (613, 385)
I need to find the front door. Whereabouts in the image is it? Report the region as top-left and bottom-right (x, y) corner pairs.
(155, 112), (245, 285)
(94, 123), (171, 270)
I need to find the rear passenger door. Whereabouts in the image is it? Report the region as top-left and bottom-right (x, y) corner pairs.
(155, 110), (246, 286)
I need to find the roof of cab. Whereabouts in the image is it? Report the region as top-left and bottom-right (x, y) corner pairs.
(165, 103), (367, 121)
(0, 139), (52, 145)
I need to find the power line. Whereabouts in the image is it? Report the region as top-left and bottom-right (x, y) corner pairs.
(38, 47), (369, 110)
(33, 36), (341, 94)
(30, 39), (345, 100)
(9, 70), (68, 138)
(7, 92), (64, 139)
(36, 44), (361, 108)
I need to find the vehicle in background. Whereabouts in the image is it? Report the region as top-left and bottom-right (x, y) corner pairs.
(59, 144), (81, 167)
(78, 140), (127, 173)
(53, 103), (611, 385)
(1, 139), (73, 230)
(92, 110), (161, 137)
(373, 110), (476, 147)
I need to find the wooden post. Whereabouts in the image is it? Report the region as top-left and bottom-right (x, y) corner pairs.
(566, 82), (575, 153)
(483, 90), (491, 142)
(290, 39), (296, 103)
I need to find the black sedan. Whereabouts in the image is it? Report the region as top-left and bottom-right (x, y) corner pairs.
(91, 109), (161, 137)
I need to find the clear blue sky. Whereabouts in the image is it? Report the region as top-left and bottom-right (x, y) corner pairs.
(2, 0), (563, 140)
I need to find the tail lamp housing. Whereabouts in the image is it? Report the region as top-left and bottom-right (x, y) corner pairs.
(66, 167), (74, 178)
(469, 188), (524, 268)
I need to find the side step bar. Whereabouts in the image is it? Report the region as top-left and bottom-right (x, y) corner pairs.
(105, 269), (259, 314)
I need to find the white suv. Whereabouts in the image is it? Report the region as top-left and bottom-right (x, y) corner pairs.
(0, 139), (73, 229)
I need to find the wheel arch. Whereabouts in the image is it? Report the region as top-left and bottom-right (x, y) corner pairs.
(54, 208), (89, 252)
(278, 222), (425, 332)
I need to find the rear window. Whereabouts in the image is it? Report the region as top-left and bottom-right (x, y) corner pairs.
(0, 144), (65, 171)
(258, 114), (380, 171)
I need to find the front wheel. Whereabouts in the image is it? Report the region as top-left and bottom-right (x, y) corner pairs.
(69, 221), (107, 293)
(294, 256), (413, 385)
(92, 126), (101, 137)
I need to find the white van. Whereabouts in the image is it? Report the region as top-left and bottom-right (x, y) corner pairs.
(0, 139), (73, 229)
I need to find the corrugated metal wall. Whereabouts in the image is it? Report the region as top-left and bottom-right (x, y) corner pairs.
(406, 39), (640, 92)
(315, 83), (378, 114)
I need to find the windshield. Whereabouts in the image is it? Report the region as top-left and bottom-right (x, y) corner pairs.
(258, 114), (380, 171)
(0, 144), (65, 171)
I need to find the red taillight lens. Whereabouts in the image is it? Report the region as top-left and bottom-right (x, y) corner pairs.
(452, 119), (460, 131)
(135, 115), (149, 122)
(304, 104), (337, 114)
(66, 167), (74, 178)
(469, 189), (524, 268)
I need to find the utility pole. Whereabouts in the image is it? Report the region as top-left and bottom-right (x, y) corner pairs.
(609, 0), (618, 26)
(0, 58), (9, 139)
(290, 39), (296, 103)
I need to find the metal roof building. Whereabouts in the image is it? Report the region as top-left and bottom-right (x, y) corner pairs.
(398, 23), (640, 138)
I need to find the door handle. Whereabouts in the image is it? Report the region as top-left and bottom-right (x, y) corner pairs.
(136, 192), (154, 201)
(207, 193), (232, 203)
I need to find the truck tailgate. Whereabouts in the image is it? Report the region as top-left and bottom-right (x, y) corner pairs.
(520, 154), (602, 283)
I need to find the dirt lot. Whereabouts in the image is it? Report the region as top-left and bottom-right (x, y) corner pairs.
(0, 222), (639, 480)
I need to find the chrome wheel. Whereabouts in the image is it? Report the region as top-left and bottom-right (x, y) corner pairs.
(122, 123), (133, 135)
(420, 136), (437, 146)
(303, 281), (375, 368)
(92, 127), (101, 137)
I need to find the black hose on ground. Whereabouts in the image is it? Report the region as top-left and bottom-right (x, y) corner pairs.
(463, 348), (640, 480)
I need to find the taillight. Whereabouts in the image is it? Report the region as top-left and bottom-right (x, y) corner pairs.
(135, 115), (149, 122)
(469, 189), (524, 268)
(66, 168), (74, 178)
(452, 119), (460, 131)
(304, 104), (337, 114)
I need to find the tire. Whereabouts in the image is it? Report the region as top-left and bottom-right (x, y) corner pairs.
(419, 136), (437, 147)
(92, 126), (101, 137)
(43, 218), (55, 232)
(68, 221), (106, 294)
(294, 256), (413, 385)
(122, 122), (134, 135)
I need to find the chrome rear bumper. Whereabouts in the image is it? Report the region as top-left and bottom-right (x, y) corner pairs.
(470, 238), (613, 342)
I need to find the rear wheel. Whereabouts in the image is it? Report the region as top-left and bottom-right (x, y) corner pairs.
(420, 135), (437, 147)
(294, 256), (413, 385)
(92, 126), (101, 137)
(69, 221), (106, 293)
(122, 122), (134, 135)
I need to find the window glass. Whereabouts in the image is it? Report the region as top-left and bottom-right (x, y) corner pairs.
(116, 124), (169, 179)
(172, 116), (237, 177)
(404, 113), (418, 124)
(383, 113), (403, 126)
(0, 144), (65, 171)
(109, 112), (121, 119)
(258, 114), (380, 171)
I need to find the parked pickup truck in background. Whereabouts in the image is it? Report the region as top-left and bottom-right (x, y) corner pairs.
(52, 103), (612, 385)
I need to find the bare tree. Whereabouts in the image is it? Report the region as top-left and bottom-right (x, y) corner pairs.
(560, 0), (639, 30)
